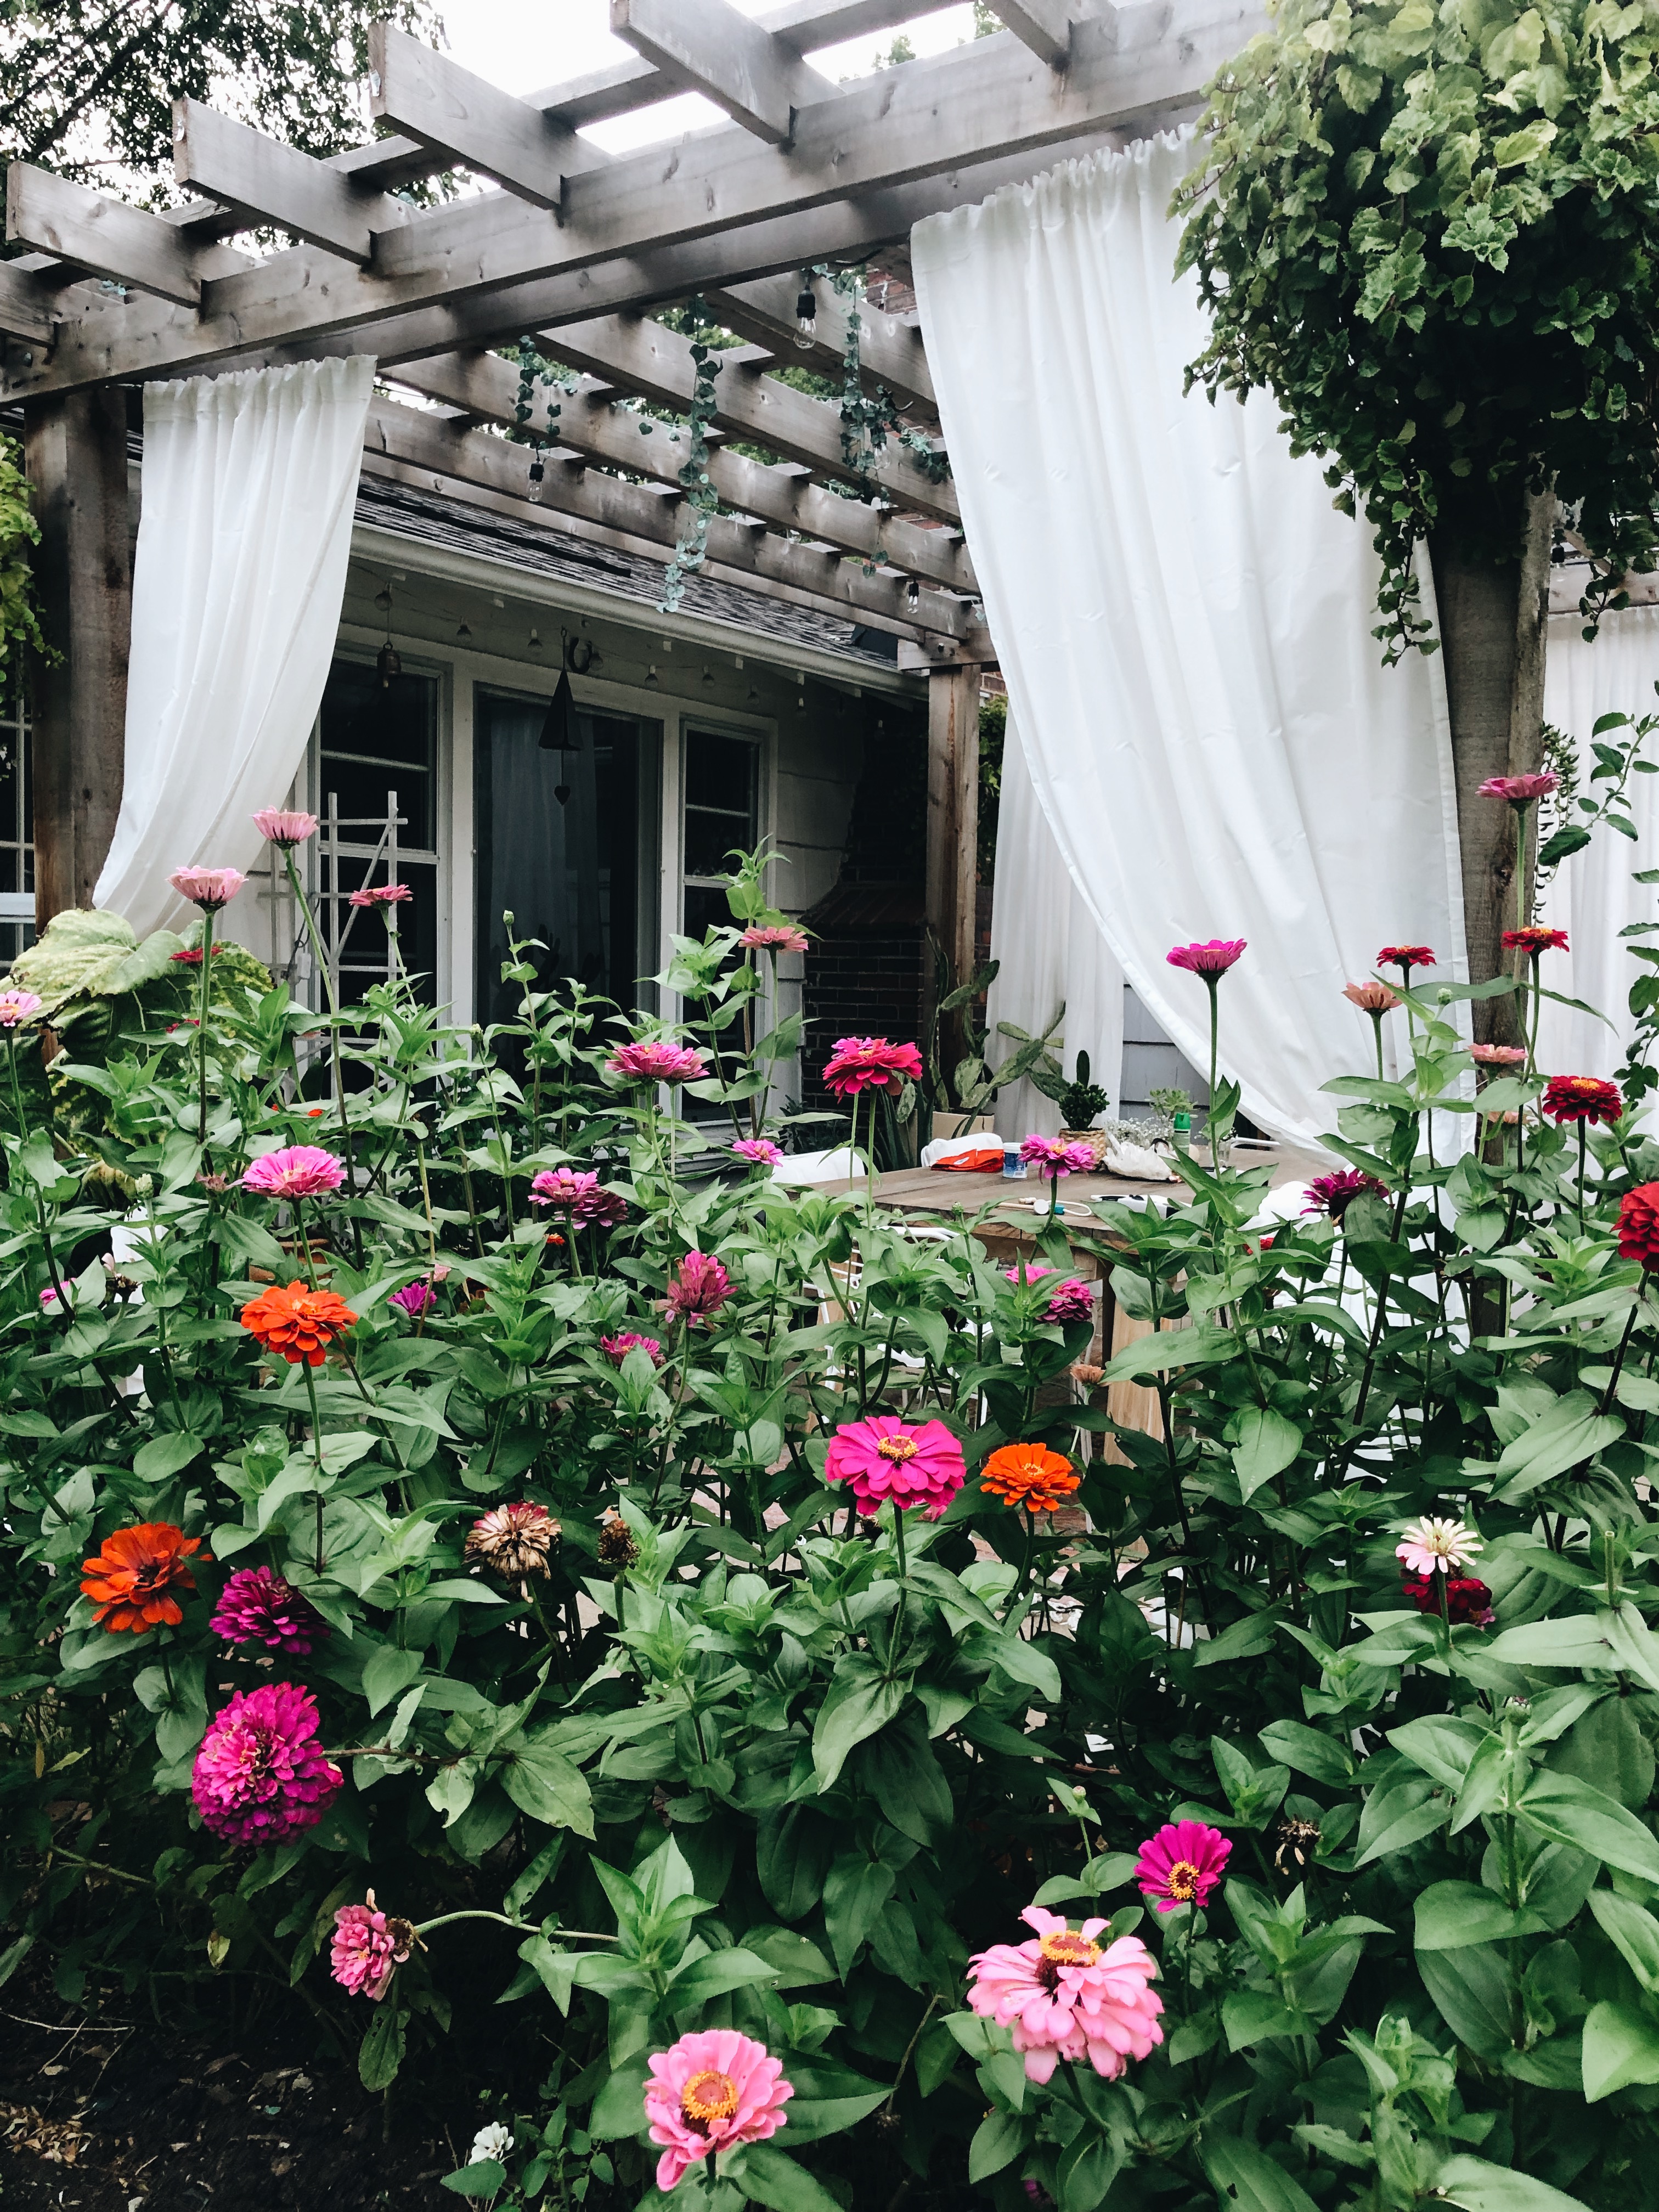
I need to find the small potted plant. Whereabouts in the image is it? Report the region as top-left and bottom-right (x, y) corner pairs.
(1033, 1051), (1112, 1164)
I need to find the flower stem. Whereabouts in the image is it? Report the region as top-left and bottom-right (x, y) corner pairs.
(284, 847), (364, 1269)
(1206, 976), (1222, 1169)
(196, 909), (216, 1150)
(301, 1361), (328, 1573)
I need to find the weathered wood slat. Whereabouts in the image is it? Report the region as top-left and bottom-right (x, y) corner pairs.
(5, 165), (217, 306)
(0, 261), (60, 345)
(707, 273), (935, 410)
(172, 100), (413, 261)
(368, 25), (603, 207)
(609, 0), (829, 143)
(996, 0), (1076, 65)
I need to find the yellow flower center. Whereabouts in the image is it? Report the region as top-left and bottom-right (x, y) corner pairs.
(876, 1434), (919, 1463)
(682, 2070), (740, 2126)
(1039, 1929), (1101, 1970)
(1165, 1859), (1200, 1901)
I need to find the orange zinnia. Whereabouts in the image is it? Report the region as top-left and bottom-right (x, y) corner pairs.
(81, 1521), (204, 1633)
(240, 1280), (358, 1366)
(980, 1442), (1081, 1515)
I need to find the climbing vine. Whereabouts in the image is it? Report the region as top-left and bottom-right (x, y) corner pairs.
(658, 306), (724, 613)
(0, 433), (47, 676)
(509, 337), (575, 489)
(1173, 0), (1659, 662)
(817, 266), (952, 496)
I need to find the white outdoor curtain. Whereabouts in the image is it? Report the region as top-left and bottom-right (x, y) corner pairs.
(985, 711), (1125, 1137)
(912, 132), (1466, 1148)
(1536, 606), (1659, 1079)
(95, 356), (376, 937)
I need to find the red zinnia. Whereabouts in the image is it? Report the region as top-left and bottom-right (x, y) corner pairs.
(821, 1036), (923, 1097)
(1503, 926), (1568, 957)
(1542, 1076), (1622, 1127)
(1403, 1571), (1494, 1627)
(1377, 944), (1435, 975)
(1618, 1183), (1659, 1269)
(81, 1522), (205, 1632)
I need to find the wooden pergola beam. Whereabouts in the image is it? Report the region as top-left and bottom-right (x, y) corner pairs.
(996, 1), (1075, 66)
(609, 0), (832, 143)
(0, 261), (64, 346)
(546, 313), (960, 523)
(0, 2), (1258, 397)
(361, 393), (968, 635)
(367, 25), (606, 207)
(387, 351), (975, 591)
(171, 100), (414, 261)
(5, 165), (234, 306)
(706, 273), (935, 413)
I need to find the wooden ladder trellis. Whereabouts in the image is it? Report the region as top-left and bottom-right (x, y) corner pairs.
(245, 787), (406, 1002)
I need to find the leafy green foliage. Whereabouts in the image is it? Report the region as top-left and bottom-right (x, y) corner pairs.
(1175, 0), (1659, 657)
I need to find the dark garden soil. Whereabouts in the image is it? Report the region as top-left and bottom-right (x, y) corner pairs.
(0, 1965), (490, 2210)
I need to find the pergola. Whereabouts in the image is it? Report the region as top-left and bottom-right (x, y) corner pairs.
(1, 0), (1254, 1004)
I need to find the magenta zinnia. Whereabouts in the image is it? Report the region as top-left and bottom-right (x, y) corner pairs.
(966, 1906), (1163, 2084)
(823, 1413), (966, 1520)
(1003, 1263), (1092, 1324)
(821, 1035), (923, 1097)
(528, 1167), (628, 1224)
(1302, 1169), (1389, 1223)
(663, 1251), (732, 1324)
(1478, 772), (1559, 803)
(610, 1039), (708, 1084)
(347, 882), (411, 908)
(732, 1137), (783, 1166)
(190, 1683), (342, 1846)
(1166, 939), (1245, 976)
(601, 1331), (664, 1367)
(643, 2030), (792, 2193)
(1134, 1820), (1231, 1913)
(388, 1280), (437, 1318)
(240, 1145), (346, 1201)
(331, 1891), (418, 2002)
(1020, 1135), (1096, 1178)
(210, 1566), (330, 1655)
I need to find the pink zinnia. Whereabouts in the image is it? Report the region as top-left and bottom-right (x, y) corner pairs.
(1003, 1264), (1092, 1325)
(1303, 1169), (1388, 1222)
(347, 882), (411, 909)
(643, 2029), (792, 2193)
(0, 989), (42, 1026)
(1342, 981), (1401, 1013)
(601, 1331), (664, 1367)
(1478, 772), (1559, 803)
(1166, 939), (1245, 977)
(210, 1565), (330, 1655)
(823, 1413), (966, 1521)
(331, 1891), (417, 2002)
(388, 1280), (437, 1318)
(732, 1137), (783, 1167)
(529, 1167), (628, 1224)
(821, 1036), (923, 1097)
(741, 923), (810, 954)
(241, 1144), (346, 1201)
(966, 1906), (1163, 2085)
(1020, 1136), (1096, 1178)
(610, 1040), (709, 1084)
(1471, 1044), (1527, 1066)
(1134, 1820), (1231, 1914)
(190, 1682), (342, 1847)
(664, 1252), (732, 1325)
(252, 809), (319, 848)
(170, 867), (245, 912)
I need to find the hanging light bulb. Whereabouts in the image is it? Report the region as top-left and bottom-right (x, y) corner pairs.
(645, 664), (660, 687)
(554, 783), (572, 808)
(528, 626), (543, 650)
(701, 663), (715, 686)
(456, 619), (472, 640)
(375, 586), (400, 688)
(794, 278), (817, 349)
(905, 578), (921, 611)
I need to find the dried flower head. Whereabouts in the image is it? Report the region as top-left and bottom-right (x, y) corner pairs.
(598, 1511), (641, 1568)
(465, 1502), (559, 1578)
(1274, 1816), (1322, 1874)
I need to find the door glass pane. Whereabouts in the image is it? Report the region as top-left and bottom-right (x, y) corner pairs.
(316, 659), (439, 1003)
(475, 690), (659, 1030)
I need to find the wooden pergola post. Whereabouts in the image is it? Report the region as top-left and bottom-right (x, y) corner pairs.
(25, 388), (131, 926)
(925, 659), (981, 1080)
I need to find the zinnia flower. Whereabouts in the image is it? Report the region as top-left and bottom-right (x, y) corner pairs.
(1478, 772), (1559, 803)
(1618, 1183), (1659, 1269)
(240, 1281), (358, 1366)
(821, 1036), (923, 1097)
(1166, 939), (1245, 977)
(1396, 1515), (1482, 1578)
(1134, 1820), (1231, 1914)
(664, 1251), (732, 1324)
(610, 1040), (708, 1084)
(824, 1413), (966, 1520)
(1342, 981), (1402, 1013)
(528, 1167), (627, 1225)
(169, 867), (245, 911)
(465, 1502), (559, 1578)
(1542, 1075), (1622, 1127)
(966, 1906), (1163, 2085)
(740, 924), (809, 953)
(331, 1891), (417, 2001)
(0, 989), (43, 1025)
(388, 1280), (436, 1318)
(169, 944), (228, 964)
(1020, 1136), (1096, 1178)
(602, 1331), (663, 1365)
(1403, 1571), (1494, 1627)
(1303, 1169), (1388, 1223)
(598, 1510), (640, 1567)
(1377, 944), (1435, 976)
(732, 1137), (783, 1166)
(211, 1565), (330, 1654)
(1504, 926), (1569, 956)
(240, 1145), (347, 1201)
(1002, 1263), (1092, 1324)
(347, 882), (411, 908)
(81, 1522), (204, 1633)
(980, 1442), (1080, 1515)
(191, 1682), (342, 1846)
(252, 809), (318, 848)
(1471, 1044), (1527, 1066)
(643, 2030), (792, 2193)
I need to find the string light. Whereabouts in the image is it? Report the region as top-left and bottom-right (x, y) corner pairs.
(794, 275), (817, 348)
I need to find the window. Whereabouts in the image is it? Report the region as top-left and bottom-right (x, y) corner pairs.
(314, 658), (441, 1003)
(0, 682), (32, 969)
(474, 689), (661, 1029)
(682, 726), (759, 943)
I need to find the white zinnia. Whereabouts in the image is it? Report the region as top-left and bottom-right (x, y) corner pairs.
(1395, 1515), (1482, 1578)
(469, 2121), (514, 2164)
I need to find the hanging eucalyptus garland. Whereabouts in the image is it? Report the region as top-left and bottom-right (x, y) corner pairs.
(824, 266), (952, 495)
(659, 306), (724, 613)
(510, 337), (575, 490)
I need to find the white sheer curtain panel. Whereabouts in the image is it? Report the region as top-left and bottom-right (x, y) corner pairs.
(1537, 607), (1659, 1080)
(986, 712), (1125, 1139)
(912, 132), (1466, 1149)
(95, 357), (377, 936)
